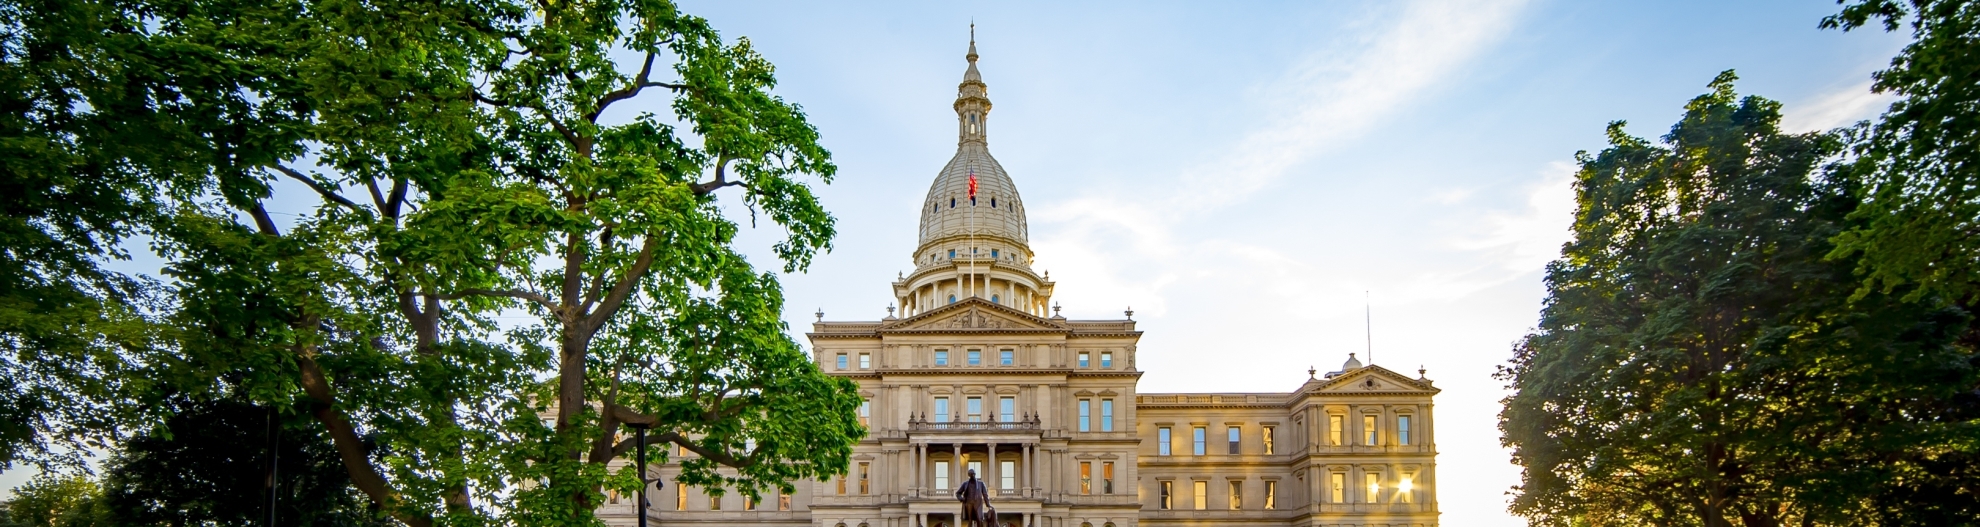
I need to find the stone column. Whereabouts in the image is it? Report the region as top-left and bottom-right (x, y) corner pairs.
(987, 442), (998, 494)
(954, 443), (964, 485)
(915, 444), (925, 497)
(1021, 443), (1031, 497)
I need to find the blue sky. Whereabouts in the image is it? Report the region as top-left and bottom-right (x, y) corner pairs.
(681, 1), (1905, 524)
(3, 1), (1910, 522)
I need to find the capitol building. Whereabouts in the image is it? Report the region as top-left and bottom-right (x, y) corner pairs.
(631, 37), (1441, 527)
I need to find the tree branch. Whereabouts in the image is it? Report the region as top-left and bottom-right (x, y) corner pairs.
(583, 235), (662, 331)
(587, 50), (691, 122)
(606, 405), (761, 467)
(298, 348), (434, 527)
(693, 155), (740, 195)
(432, 288), (558, 310)
(269, 164), (364, 213)
(248, 201), (281, 236)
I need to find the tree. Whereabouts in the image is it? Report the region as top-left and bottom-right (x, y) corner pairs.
(99, 398), (394, 526)
(1499, 72), (1980, 526)
(3, 474), (105, 527)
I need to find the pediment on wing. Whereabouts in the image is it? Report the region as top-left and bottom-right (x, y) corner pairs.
(882, 297), (1066, 333)
(1309, 366), (1439, 395)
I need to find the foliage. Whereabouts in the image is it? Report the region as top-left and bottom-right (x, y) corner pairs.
(1823, 1), (1980, 303)
(3, 474), (104, 527)
(0, 0), (862, 524)
(99, 398), (394, 526)
(1498, 72), (1980, 526)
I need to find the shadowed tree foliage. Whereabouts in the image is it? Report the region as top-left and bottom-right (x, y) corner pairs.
(1498, 72), (1980, 527)
(98, 398), (394, 526)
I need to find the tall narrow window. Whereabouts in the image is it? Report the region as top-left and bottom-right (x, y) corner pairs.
(836, 475), (845, 495)
(1228, 426), (1242, 455)
(1100, 352), (1112, 368)
(1100, 399), (1114, 432)
(1102, 462), (1115, 494)
(835, 353), (847, 370)
(1079, 462), (1092, 494)
(711, 493), (722, 510)
(1077, 400), (1091, 432)
(1229, 481), (1242, 510)
(936, 461), (950, 490)
(677, 481), (687, 510)
(858, 399), (870, 426)
(1329, 415), (1344, 445)
(744, 494), (756, 510)
(859, 462), (870, 494)
(1399, 416), (1413, 446)
(1158, 427), (1172, 456)
(859, 353), (871, 369)
(999, 396), (1015, 422)
(968, 461), (982, 480)
(1330, 473), (1346, 503)
(1193, 427), (1207, 456)
(1077, 352), (1090, 368)
(1159, 481), (1173, 510)
(949, 294), (956, 304)
(1192, 481), (1208, 510)
(991, 248), (998, 258)
(934, 397), (950, 423)
(1263, 427), (1275, 454)
(1364, 415), (1379, 446)
(779, 493), (790, 511)
(1364, 473), (1381, 503)
(967, 397), (983, 422)
(967, 350), (981, 366)
(934, 350), (949, 366)
(1000, 349), (1014, 365)
(1400, 472), (1414, 503)
(1001, 460), (1016, 490)
(1264, 481), (1276, 509)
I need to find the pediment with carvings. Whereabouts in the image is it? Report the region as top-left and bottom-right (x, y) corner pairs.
(882, 297), (1065, 333)
(1310, 365), (1438, 395)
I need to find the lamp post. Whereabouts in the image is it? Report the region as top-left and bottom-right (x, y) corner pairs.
(630, 423), (656, 527)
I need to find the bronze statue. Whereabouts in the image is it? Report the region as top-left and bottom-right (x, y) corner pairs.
(955, 468), (993, 527)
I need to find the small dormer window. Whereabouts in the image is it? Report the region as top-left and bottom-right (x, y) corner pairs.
(949, 249), (956, 259)
(991, 249), (999, 258)
(991, 295), (1000, 304)
(951, 198), (956, 208)
(991, 198), (996, 207)
(948, 295), (957, 304)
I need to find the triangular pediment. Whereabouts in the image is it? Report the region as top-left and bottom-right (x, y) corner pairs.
(883, 297), (1065, 332)
(1309, 365), (1439, 394)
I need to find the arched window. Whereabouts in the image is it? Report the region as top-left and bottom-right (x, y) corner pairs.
(991, 295), (1000, 304)
(951, 198), (956, 208)
(991, 198), (996, 207)
(949, 295), (957, 304)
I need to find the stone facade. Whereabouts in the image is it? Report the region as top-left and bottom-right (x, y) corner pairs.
(610, 34), (1440, 527)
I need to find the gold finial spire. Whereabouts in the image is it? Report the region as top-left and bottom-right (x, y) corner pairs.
(967, 22), (978, 62)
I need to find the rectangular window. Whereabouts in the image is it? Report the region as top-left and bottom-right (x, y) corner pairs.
(835, 353), (847, 370)
(1000, 349), (1014, 365)
(999, 396), (1015, 423)
(1001, 460), (1016, 490)
(858, 400), (871, 426)
(779, 494), (790, 511)
(859, 353), (871, 369)
(967, 349), (981, 366)
(1077, 352), (1090, 368)
(1158, 427), (1172, 456)
(967, 397), (983, 422)
(1080, 462), (1092, 494)
(1264, 481), (1276, 509)
(1101, 351), (1112, 368)
(1229, 481), (1242, 510)
(935, 350), (949, 366)
(1078, 400), (1091, 432)
(1159, 481), (1173, 510)
(836, 475), (845, 495)
(968, 460), (982, 481)
(1192, 481), (1208, 510)
(1400, 472), (1414, 503)
(1100, 399), (1114, 431)
(744, 494), (756, 510)
(1331, 473), (1346, 503)
(1263, 426), (1275, 454)
(1103, 462), (1115, 494)
(936, 461), (950, 490)
(1228, 426), (1241, 455)
(1364, 415), (1379, 446)
(859, 462), (870, 494)
(1399, 416), (1413, 446)
(1364, 473), (1381, 503)
(712, 493), (722, 510)
(1193, 426), (1207, 456)
(677, 481), (687, 510)
(1330, 415), (1344, 446)
(935, 397), (950, 423)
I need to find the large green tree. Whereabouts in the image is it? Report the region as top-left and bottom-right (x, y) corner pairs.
(1499, 72), (1980, 526)
(2, 0), (863, 523)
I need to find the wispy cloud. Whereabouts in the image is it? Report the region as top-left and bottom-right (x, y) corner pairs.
(1780, 80), (1895, 132)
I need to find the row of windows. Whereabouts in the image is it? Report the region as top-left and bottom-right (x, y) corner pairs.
(1075, 398), (1116, 432)
(1322, 414), (1416, 446)
(1155, 426), (1277, 456)
(662, 484), (793, 511)
(834, 350), (1117, 369)
(1155, 480), (1278, 510)
(1325, 471), (1418, 504)
(930, 396), (1023, 422)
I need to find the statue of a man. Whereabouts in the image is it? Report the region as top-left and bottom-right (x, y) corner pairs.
(955, 468), (992, 527)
